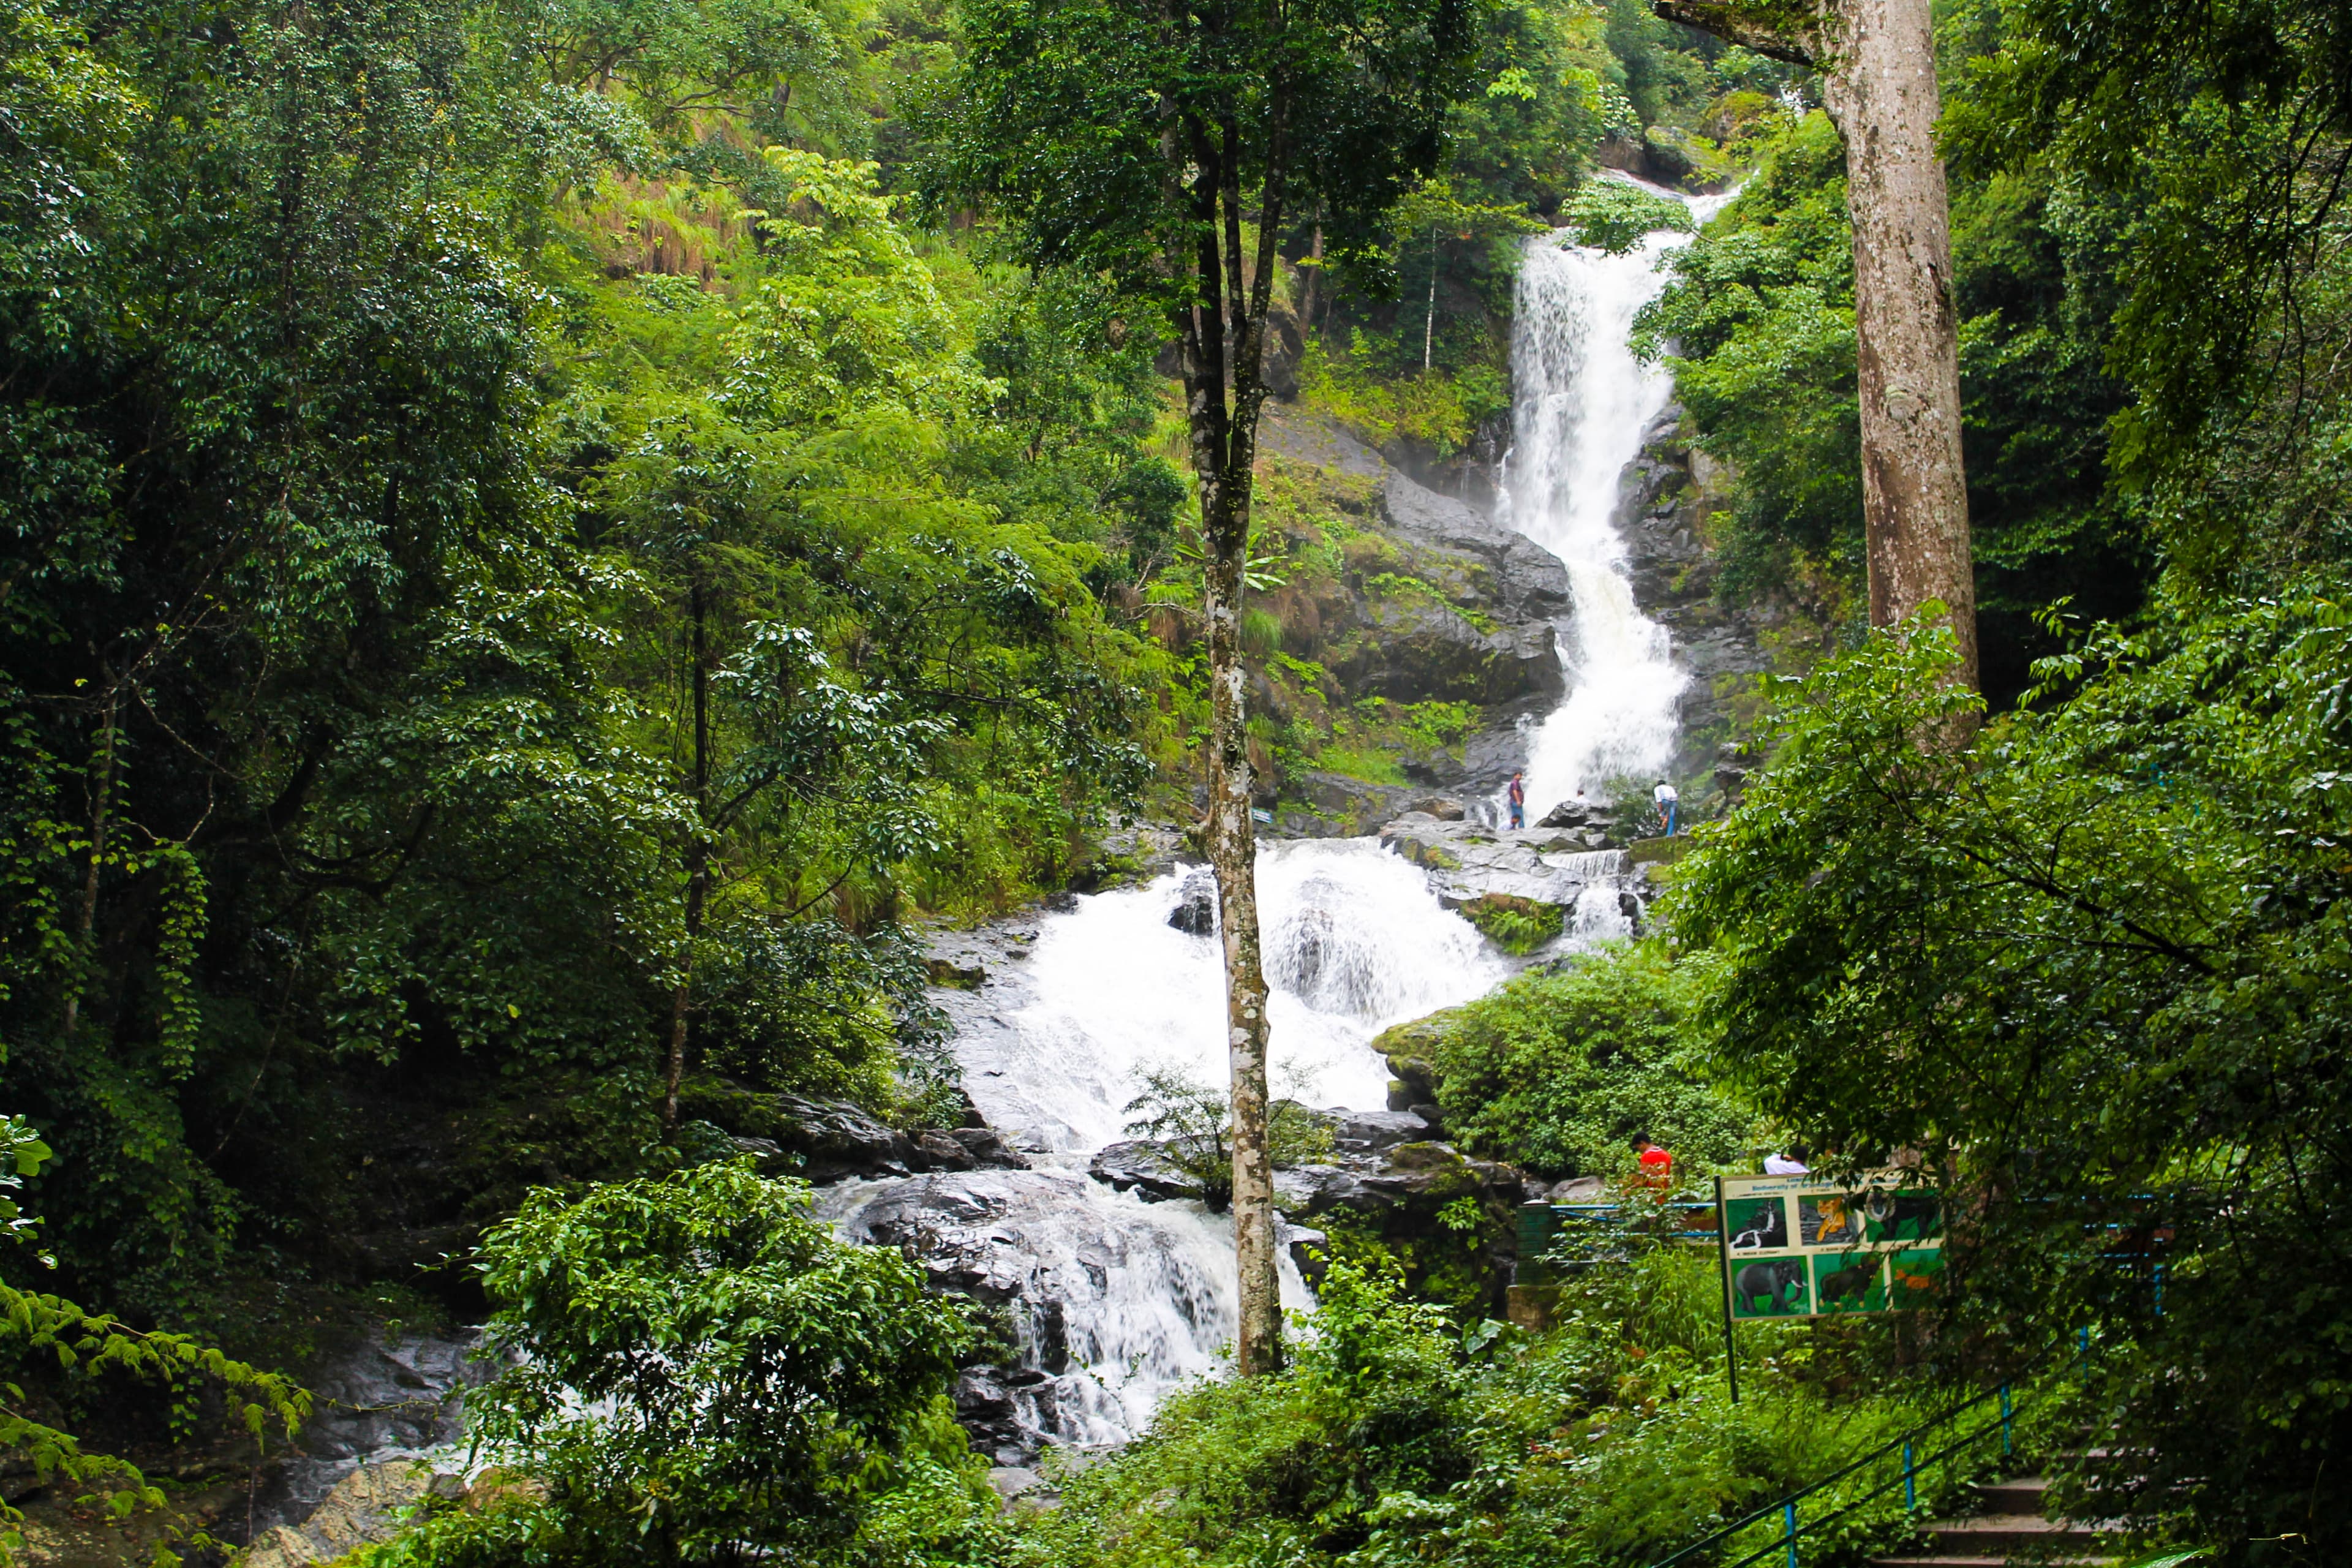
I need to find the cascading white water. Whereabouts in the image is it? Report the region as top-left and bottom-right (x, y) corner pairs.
(824, 840), (1503, 1458)
(961, 842), (1506, 1155)
(824, 181), (1739, 1464)
(1499, 178), (1733, 816)
(818, 1167), (1303, 1450)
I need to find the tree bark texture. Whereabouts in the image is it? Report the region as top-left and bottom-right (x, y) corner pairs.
(1175, 108), (1284, 1376)
(1653, 0), (1976, 688)
(663, 586), (713, 1133)
(1818, 0), (1975, 687)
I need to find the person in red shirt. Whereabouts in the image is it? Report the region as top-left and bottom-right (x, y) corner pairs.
(1632, 1134), (1673, 1192)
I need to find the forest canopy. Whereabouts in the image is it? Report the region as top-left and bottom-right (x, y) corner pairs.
(0, 0), (2348, 1562)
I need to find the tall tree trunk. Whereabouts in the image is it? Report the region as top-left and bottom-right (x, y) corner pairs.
(1423, 225), (1439, 371)
(1199, 521), (1278, 1373)
(1175, 108), (1285, 1376)
(663, 586), (712, 1133)
(1653, 0), (1976, 689)
(60, 686), (119, 1038)
(1820, 0), (1974, 687)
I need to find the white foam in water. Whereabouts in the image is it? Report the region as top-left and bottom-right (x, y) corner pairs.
(818, 1169), (1308, 1452)
(1570, 881), (1635, 944)
(817, 183), (1740, 1458)
(1498, 178), (1735, 817)
(963, 839), (1506, 1155)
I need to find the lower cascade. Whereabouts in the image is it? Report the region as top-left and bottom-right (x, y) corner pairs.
(824, 187), (1719, 1464)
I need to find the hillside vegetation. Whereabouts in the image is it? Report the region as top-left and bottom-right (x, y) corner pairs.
(0, 0), (2346, 1563)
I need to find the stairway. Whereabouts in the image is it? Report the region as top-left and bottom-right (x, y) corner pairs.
(1868, 1476), (2116, 1566)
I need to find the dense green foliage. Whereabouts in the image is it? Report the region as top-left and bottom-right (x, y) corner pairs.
(371, 1161), (1000, 1566)
(1644, 3), (2352, 1553)
(1381, 945), (1755, 1180)
(0, 0), (1166, 1332)
(1021, 1250), (1973, 1568)
(1672, 609), (2352, 1562)
(1635, 101), (2140, 702)
(0, 1117), (304, 1566)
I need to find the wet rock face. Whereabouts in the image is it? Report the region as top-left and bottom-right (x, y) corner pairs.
(821, 1167), (1246, 1465)
(1243, 412), (1568, 835)
(1322, 472), (1569, 714)
(699, 1082), (1030, 1183)
(1379, 813), (1648, 909)
(1613, 404), (1781, 803)
(1378, 471), (1571, 625)
(1166, 869), (1216, 935)
(246, 1463), (471, 1568)
(220, 1327), (498, 1551)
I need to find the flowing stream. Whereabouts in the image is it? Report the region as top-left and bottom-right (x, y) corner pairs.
(823, 180), (1723, 1465)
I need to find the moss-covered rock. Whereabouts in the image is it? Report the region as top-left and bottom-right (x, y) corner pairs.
(1456, 892), (1567, 954)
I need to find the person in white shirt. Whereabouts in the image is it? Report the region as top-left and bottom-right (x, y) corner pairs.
(1763, 1144), (1809, 1175)
(1653, 778), (1679, 835)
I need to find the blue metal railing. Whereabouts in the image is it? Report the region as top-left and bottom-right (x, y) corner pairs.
(1643, 1346), (2060, 1568)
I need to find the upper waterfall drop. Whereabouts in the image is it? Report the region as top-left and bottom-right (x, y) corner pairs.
(1498, 179), (1733, 818)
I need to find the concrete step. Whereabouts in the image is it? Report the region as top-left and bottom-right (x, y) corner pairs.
(1970, 1476), (2048, 1516)
(1926, 1515), (2109, 1553)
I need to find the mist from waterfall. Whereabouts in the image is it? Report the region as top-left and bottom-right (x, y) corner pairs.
(1499, 179), (1732, 817)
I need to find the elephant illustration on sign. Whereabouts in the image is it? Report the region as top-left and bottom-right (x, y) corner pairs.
(1733, 1258), (1808, 1316)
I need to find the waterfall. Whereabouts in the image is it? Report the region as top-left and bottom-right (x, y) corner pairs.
(1499, 178), (1732, 818)
(818, 1167), (1296, 1450)
(823, 180), (1732, 1465)
(824, 840), (1506, 1459)
(960, 843), (1506, 1155)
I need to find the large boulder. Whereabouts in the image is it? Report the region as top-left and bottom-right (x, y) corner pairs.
(1379, 813), (1638, 909)
(1088, 1138), (1213, 1204)
(1166, 869), (1216, 935)
(1331, 592), (1562, 708)
(693, 1081), (1030, 1183)
(243, 1463), (467, 1568)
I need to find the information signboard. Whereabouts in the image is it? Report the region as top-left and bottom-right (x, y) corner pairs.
(1716, 1173), (1944, 1322)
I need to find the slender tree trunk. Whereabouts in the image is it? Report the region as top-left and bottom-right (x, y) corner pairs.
(1652, 0), (1975, 690)
(663, 586), (712, 1133)
(1423, 225), (1439, 371)
(60, 687), (119, 1038)
(1176, 106), (1285, 1375)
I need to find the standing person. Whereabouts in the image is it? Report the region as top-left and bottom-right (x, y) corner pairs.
(1765, 1143), (1811, 1175)
(1653, 777), (1678, 835)
(1507, 769), (1526, 829)
(1632, 1133), (1673, 1191)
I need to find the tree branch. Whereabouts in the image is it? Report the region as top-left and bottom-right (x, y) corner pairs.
(1649, 1), (1818, 67)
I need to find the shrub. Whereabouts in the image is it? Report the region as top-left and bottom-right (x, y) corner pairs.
(1456, 894), (1565, 955)
(372, 1160), (997, 1567)
(1561, 181), (1693, 254)
(1381, 943), (1757, 1179)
